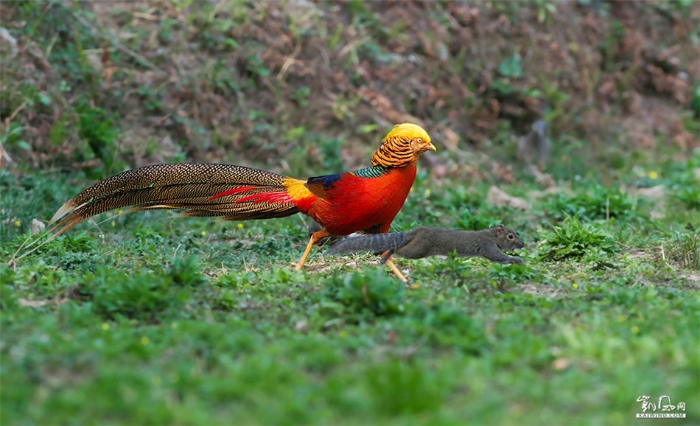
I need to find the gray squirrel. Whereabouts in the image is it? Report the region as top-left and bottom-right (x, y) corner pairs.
(329, 224), (525, 265)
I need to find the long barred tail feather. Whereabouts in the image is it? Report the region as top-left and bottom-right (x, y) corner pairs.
(47, 163), (302, 240)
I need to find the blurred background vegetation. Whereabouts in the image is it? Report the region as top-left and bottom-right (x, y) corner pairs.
(1, 0), (698, 182)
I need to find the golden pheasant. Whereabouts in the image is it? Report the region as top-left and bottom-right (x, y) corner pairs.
(45, 123), (435, 280)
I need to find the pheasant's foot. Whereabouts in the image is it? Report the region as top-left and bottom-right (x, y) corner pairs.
(295, 229), (331, 270)
(384, 256), (408, 282)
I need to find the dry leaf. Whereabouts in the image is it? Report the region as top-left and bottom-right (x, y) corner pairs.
(31, 218), (46, 235)
(636, 185), (665, 200)
(553, 358), (570, 371)
(487, 186), (529, 210)
(295, 320), (308, 332)
(19, 298), (48, 308)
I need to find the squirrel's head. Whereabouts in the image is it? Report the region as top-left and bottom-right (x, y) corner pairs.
(494, 224), (525, 250)
(372, 123), (436, 167)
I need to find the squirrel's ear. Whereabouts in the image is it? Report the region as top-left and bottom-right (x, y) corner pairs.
(495, 224), (505, 237)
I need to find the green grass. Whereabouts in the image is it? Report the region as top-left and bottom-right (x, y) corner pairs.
(2, 1), (699, 423)
(2, 164), (698, 425)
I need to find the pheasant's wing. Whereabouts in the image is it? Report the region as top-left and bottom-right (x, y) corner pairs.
(305, 165), (384, 199)
(305, 173), (343, 199)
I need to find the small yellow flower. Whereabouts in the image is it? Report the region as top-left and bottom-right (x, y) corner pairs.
(171, 322), (178, 329)
(141, 336), (150, 345)
(116, 209), (123, 214)
(111, 220), (116, 227)
(572, 283), (578, 289)
(424, 189), (431, 197)
(339, 330), (347, 337)
(201, 231), (207, 237)
(237, 223), (244, 229)
(102, 323), (110, 330)
(14, 220), (20, 227)
(631, 326), (640, 334)
(648, 171), (658, 180)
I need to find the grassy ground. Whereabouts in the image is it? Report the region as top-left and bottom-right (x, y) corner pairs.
(1, 1), (699, 424)
(1, 153), (699, 424)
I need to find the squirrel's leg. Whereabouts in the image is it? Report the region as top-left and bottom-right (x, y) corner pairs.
(487, 251), (525, 264)
(294, 229), (331, 270)
(382, 252), (408, 282)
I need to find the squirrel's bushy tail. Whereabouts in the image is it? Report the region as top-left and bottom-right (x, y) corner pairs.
(329, 231), (414, 255)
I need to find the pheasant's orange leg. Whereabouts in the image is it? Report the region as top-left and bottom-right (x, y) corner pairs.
(382, 251), (408, 282)
(295, 229), (331, 270)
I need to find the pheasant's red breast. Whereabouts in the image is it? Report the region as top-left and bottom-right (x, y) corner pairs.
(306, 163), (417, 235)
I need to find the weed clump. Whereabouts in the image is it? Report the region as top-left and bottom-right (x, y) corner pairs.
(81, 265), (190, 322)
(667, 229), (699, 270)
(363, 359), (451, 415)
(168, 255), (206, 287)
(669, 157), (700, 210)
(323, 269), (406, 317)
(542, 184), (637, 221)
(407, 303), (488, 355)
(537, 214), (618, 261)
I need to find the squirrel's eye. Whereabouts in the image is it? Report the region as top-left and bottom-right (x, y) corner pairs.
(508, 234), (514, 239)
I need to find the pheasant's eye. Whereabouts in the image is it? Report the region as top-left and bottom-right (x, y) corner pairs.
(416, 138), (422, 143)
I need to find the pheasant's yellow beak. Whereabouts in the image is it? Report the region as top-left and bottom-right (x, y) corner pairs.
(412, 141), (435, 156)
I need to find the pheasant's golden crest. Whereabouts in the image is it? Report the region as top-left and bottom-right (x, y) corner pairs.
(371, 123), (435, 168)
